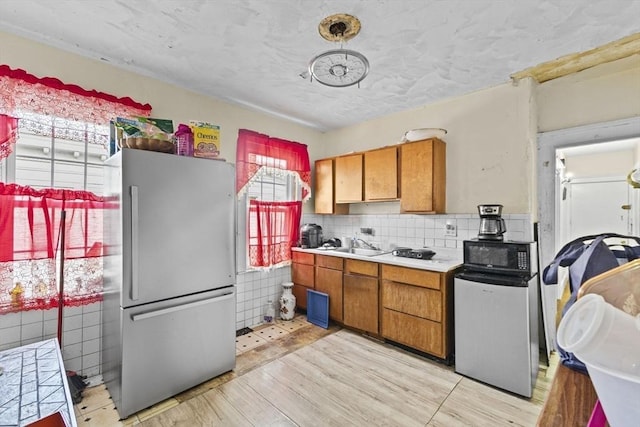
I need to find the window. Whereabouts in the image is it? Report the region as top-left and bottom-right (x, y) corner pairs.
(236, 129), (311, 270)
(8, 111), (109, 191)
(0, 64), (151, 314)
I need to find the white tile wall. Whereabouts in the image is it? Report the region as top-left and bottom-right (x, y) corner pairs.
(235, 267), (291, 330)
(0, 301), (102, 377)
(304, 212), (533, 252)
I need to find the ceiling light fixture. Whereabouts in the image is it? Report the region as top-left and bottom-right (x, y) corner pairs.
(306, 13), (369, 88)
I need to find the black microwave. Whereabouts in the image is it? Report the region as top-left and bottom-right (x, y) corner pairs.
(463, 240), (537, 276)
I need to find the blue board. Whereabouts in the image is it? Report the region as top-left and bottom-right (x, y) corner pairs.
(306, 289), (329, 329)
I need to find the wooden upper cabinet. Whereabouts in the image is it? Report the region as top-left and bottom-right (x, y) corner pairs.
(314, 158), (348, 214)
(364, 146), (398, 201)
(335, 154), (363, 203)
(399, 138), (446, 213)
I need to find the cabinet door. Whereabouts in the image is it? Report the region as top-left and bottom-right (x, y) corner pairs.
(292, 262), (314, 310)
(335, 154), (363, 203)
(314, 158), (348, 214)
(364, 146), (398, 200)
(315, 267), (343, 321)
(343, 274), (378, 334)
(400, 138), (446, 213)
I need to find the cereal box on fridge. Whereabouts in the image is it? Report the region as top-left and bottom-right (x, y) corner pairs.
(190, 121), (220, 158)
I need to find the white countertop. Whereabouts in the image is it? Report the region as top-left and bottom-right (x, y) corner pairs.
(292, 247), (463, 273)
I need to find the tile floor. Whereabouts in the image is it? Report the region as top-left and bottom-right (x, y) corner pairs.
(73, 315), (311, 426)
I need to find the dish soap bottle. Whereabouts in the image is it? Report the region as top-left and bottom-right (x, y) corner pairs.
(264, 300), (275, 323)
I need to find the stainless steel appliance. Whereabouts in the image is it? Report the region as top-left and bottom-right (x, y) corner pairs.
(454, 240), (539, 397)
(102, 149), (236, 419)
(478, 204), (506, 240)
(463, 239), (536, 276)
(391, 247), (436, 260)
(300, 223), (323, 248)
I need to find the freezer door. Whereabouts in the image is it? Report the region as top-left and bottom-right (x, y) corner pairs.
(119, 149), (235, 307)
(113, 288), (236, 419)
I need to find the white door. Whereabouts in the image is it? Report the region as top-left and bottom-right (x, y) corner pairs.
(568, 178), (631, 240)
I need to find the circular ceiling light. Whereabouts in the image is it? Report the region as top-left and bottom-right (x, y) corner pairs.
(318, 13), (361, 42)
(308, 49), (370, 87)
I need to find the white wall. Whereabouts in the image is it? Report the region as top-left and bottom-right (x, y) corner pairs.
(537, 55), (640, 133)
(322, 80), (537, 215)
(565, 149), (635, 179)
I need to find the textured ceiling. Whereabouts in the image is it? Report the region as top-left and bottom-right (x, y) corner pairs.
(0, 0), (639, 132)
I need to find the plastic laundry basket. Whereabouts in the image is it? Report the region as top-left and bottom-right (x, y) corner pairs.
(558, 293), (640, 426)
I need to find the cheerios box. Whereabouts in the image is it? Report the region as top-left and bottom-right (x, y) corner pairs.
(190, 121), (220, 158)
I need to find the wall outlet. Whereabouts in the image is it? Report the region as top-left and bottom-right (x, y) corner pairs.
(445, 222), (457, 237)
(360, 227), (374, 236)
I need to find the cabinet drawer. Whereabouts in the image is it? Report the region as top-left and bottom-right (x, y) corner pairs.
(382, 309), (443, 358)
(381, 265), (441, 290)
(382, 280), (442, 322)
(345, 259), (379, 277)
(316, 254), (343, 270)
(292, 251), (314, 265)
(292, 263), (314, 287)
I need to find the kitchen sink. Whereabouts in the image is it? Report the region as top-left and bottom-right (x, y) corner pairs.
(332, 247), (386, 257)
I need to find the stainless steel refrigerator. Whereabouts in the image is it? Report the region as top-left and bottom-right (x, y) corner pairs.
(101, 148), (236, 419)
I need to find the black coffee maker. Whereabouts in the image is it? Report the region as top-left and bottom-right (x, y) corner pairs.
(477, 204), (506, 240)
(300, 224), (323, 248)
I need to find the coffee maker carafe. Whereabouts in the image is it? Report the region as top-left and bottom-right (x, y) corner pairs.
(477, 204), (506, 241)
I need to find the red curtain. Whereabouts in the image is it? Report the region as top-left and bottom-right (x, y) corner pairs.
(0, 114), (19, 160)
(236, 129), (311, 201)
(248, 200), (302, 268)
(0, 183), (105, 313)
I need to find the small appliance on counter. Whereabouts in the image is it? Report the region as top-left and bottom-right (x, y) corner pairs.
(477, 204), (506, 241)
(391, 247), (436, 260)
(300, 223), (323, 248)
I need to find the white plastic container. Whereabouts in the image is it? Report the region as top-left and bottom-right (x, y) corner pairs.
(557, 293), (640, 426)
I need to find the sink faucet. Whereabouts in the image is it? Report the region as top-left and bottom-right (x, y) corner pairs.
(352, 237), (380, 250)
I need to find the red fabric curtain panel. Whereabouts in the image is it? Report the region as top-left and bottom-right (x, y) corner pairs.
(0, 183), (105, 262)
(235, 129), (311, 200)
(0, 114), (19, 160)
(248, 200), (302, 268)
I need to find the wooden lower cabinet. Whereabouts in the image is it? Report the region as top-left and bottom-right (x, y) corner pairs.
(343, 259), (379, 335)
(315, 255), (344, 321)
(381, 264), (454, 360)
(382, 309), (443, 356)
(292, 251), (315, 310)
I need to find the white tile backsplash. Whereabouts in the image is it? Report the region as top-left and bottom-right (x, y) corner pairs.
(0, 301), (103, 377)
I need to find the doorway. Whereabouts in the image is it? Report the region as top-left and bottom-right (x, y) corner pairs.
(537, 117), (640, 353)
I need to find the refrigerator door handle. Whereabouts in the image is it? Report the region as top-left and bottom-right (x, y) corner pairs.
(131, 292), (234, 322)
(130, 185), (139, 301)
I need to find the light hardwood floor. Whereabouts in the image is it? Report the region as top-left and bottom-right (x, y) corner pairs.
(76, 318), (557, 426)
